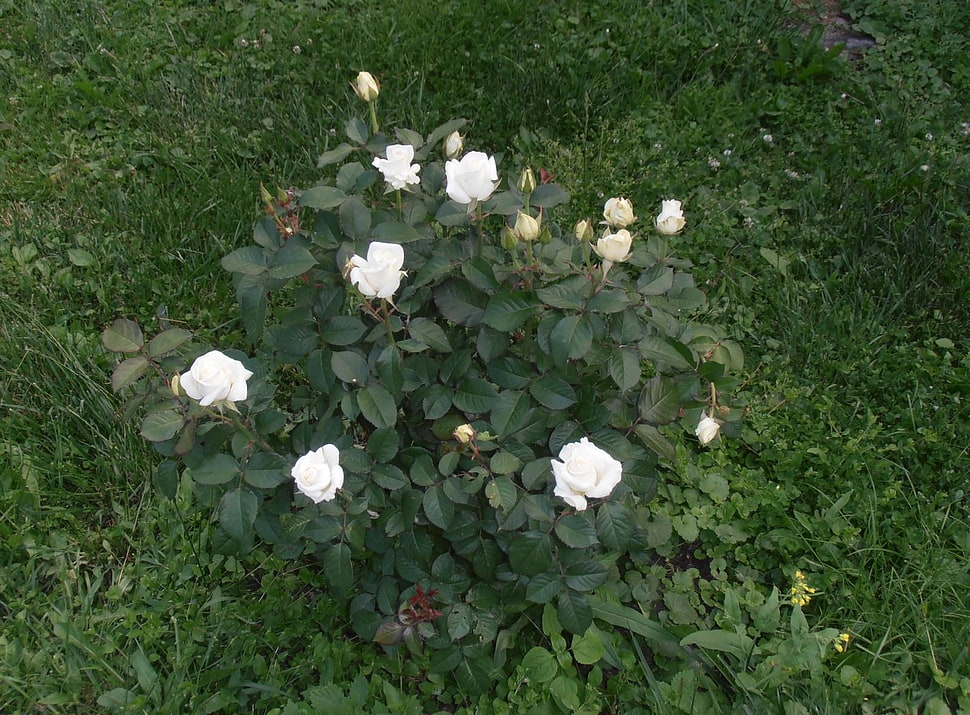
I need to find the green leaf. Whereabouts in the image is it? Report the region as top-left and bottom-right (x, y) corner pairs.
(321, 315), (367, 345)
(555, 515), (599, 549)
(526, 573), (563, 604)
(490, 390), (533, 440)
(345, 118), (368, 145)
(367, 427), (399, 462)
(508, 531), (552, 576)
(140, 410), (184, 442)
(147, 328), (193, 357)
(242, 452), (289, 489)
(638, 335), (694, 370)
(371, 221), (423, 243)
(358, 385), (397, 428)
(461, 257), (500, 291)
(572, 629), (606, 665)
(325, 543), (354, 597)
(189, 453), (239, 485)
(453, 378), (499, 414)
(482, 290), (540, 331)
(435, 200), (471, 226)
(563, 560), (608, 591)
(587, 596), (682, 653)
(608, 347), (641, 391)
(596, 502), (634, 550)
(433, 278), (487, 327)
(154, 461), (179, 500)
(372, 464), (408, 490)
(408, 318), (452, 352)
(634, 424), (675, 461)
(235, 273), (268, 344)
(253, 216), (280, 249)
(111, 356), (149, 392)
(530, 183), (570, 209)
(339, 196), (371, 240)
(422, 485), (454, 529)
(218, 488), (258, 542)
(331, 350), (370, 385)
(101, 318), (144, 353)
(485, 475), (518, 510)
(529, 375), (577, 410)
(316, 143), (355, 168)
(300, 185), (348, 209)
(536, 276), (589, 310)
(557, 589), (592, 635)
(521, 647), (558, 683)
(638, 376), (681, 424)
(550, 315), (593, 367)
(638, 265), (674, 295)
(680, 630), (754, 660)
(487, 357), (531, 389)
(221, 245), (269, 275)
(268, 239), (317, 279)
(521, 458), (553, 490)
(585, 289), (630, 313)
(488, 452), (522, 477)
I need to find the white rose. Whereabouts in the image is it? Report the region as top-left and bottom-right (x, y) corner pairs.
(348, 241), (406, 299)
(352, 71), (379, 102)
(445, 151), (498, 205)
(602, 197), (636, 228)
(513, 210), (541, 242)
(655, 199), (686, 235)
(292, 445), (343, 503)
(551, 437), (623, 511)
(372, 144), (421, 191)
(695, 414), (721, 446)
(593, 229), (633, 263)
(443, 130), (463, 159)
(179, 350), (253, 407)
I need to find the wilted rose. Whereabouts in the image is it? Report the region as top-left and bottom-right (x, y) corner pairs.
(352, 71), (379, 102)
(551, 438), (623, 511)
(292, 445), (343, 503)
(695, 414), (720, 445)
(513, 210), (541, 242)
(655, 199), (686, 235)
(602, 197), (636, 228)
(445, 151), (498, 205)
(372, 144), (421, 191)
(454, 424), (476, 444)
(593, 229), (633, 263)
(443, 130), (463, 159)
(348, 241), (406, 299)
(179, 350), (253, 407)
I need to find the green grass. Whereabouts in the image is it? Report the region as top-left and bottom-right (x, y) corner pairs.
(2, 0), (969, 711)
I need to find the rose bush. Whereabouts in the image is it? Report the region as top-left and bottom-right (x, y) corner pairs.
(102, 73), (746, 694)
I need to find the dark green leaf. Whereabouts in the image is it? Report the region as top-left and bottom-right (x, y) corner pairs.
(372, 221), (422, 243)
(218, 488), (258, 542)
(555, 515), (599, 549)
(453, 378), (499, 414)
(490, 390), (533, 440)
(521, 647), (558, 682)
(358, 384), (397, 428)
(235, 273), (268, 344)
(436, 201), (471, 226)
(483, 290), (540, 331)
(557, 589), (592, 634)
(339, 196), (371, 240)
(372, 464), (408, 490)
(154, 461), (179, 500)
(367, 427), (399, 462)
(112, 356), (149, 392)
(243, 452), (289, 488)
(586, 289), (631, 313)
(564, 560), (608, 592)
(530, 183), (570, 209)
(300, 185), (348, 209)
(526, 573), (563, 604)
(316, 144), (354, 168)
(190, 453), (239, 485)
(536, 276), (588, 310)
(638, 376), (681, 424)
(147, 328), (193, 357)
(101, 318), (143, 353)
(529, 375), (577, 410)
(634, 424), (675, 461)
(433, 278), (487, 327)
(596, 502), (634, 550)
(321, 315), (367, 345)
(638, 335), (694, 370)
(422, 485), (454, 529)
(485, 475), (518, 510)
(508, 531), (552, 576)
(325, 543), (354, 597)
(408, 318), (452, 352)
(461, 257), (500, 291)
(140, 410), (184, 442)
(268, 239), (317, 279)
(345, 118), (368, 145)
(331, 350), (370, 385)
(221, 245), (269, 275)
(550, 315), (593, 367)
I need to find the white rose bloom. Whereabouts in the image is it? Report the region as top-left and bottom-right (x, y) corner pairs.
(551, 437), (623, 511)
(444, 151), (499, 205)
(348, 241), (406, 299)
(443, 130), (463, 159)
(655, 199), (686, 235)
(593, 229), (633, 263)
(372, 144), (421, 191)
(179, 350), (253, 407)
(292, 445), (343, 503)
(695, 414), (721, 446)
(352, 71), (379, 102)
(602, 197), (636, 228)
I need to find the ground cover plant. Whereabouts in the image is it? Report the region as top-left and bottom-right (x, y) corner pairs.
(1, 0), (968, 712)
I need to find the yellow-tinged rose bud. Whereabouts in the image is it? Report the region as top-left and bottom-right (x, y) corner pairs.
(443, 130), (463, 159)
(454, 424), (476, 444)
(574, 218), (594, 243)
(171, 372), (181, 397)
(352, 71), (380, 102)
(513, 210), (541, 242)
(517, 167), (537, 195)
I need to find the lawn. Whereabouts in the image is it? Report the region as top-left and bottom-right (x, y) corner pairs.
(1, 0), (968, 712)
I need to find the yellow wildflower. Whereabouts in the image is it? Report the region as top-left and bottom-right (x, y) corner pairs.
(834, 632), (851, 653)
(789, 570), (818, 607)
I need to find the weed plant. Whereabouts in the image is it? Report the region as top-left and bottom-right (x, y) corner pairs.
(1, 0), (967, 712)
